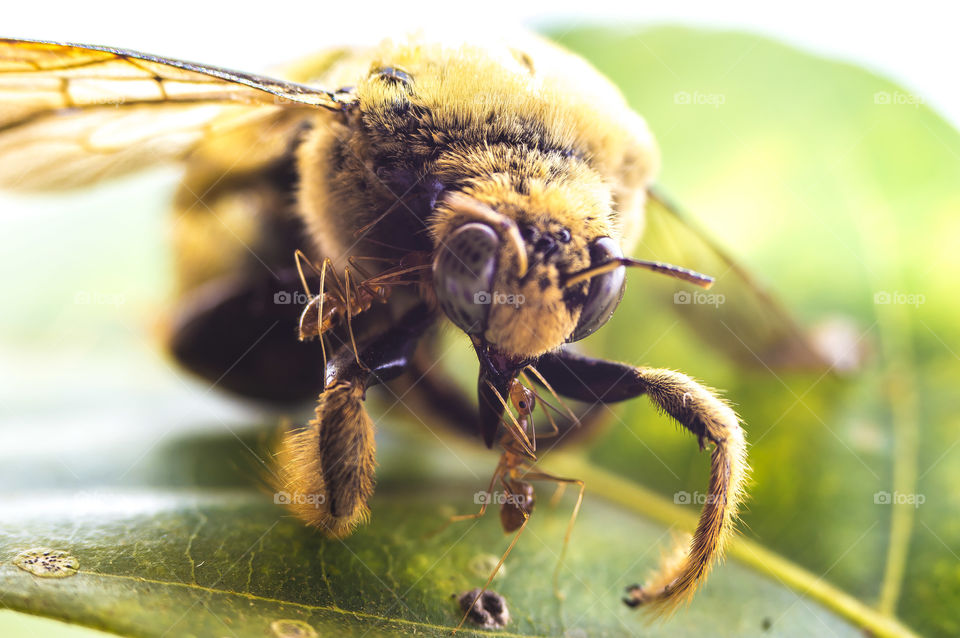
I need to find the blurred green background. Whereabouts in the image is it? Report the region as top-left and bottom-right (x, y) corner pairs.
(1, 26), (957, 637)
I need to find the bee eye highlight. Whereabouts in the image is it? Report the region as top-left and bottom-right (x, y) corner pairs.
(567, 237), (626, 342)
(433, 223), (500, 335)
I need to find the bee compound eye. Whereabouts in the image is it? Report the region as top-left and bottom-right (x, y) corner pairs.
(433, 223), (501, 335)
(567, 237), (626, 342)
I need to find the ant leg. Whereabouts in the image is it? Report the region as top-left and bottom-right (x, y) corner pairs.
(453, 482), (532, 635)
(525, 365), (580, 430)
(519, 371), (562, 441)
(347, 255), (400, 264)
(346, 257), (395, 306)
(521, 470), (585, 599)
(294, 249), (315, 297)
(341, 267), (365, 370)
(315, 258), (342, 372)
(316, 257), (350, 306)
(353, 195), (407, 237)
(483, 380), (535, 458)
(348, 255), (431, 287)
(424, 461), (504, 539)
(345, 256), (378, 291)
(548, 483), (567, 508)
(535, 347), (748, 612)
(297, 257), (349, 372)
(527, 364), (616, 450)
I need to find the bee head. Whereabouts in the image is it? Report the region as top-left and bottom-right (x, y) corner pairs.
(431, 190), (626, 362)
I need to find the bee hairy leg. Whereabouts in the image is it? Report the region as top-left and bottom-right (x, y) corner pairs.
(274, 304), (434, 538)
(534, 347), (749, 613)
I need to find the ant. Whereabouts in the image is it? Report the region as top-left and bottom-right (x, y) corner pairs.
(437, 371), (585, 634)
(294, 249), (431, 369)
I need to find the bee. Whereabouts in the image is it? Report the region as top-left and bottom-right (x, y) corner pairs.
(0, 31), (828, 615)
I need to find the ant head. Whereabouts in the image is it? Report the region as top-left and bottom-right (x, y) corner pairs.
(508, 378), (536, 417)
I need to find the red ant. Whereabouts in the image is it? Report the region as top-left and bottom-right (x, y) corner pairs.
(294, 249), (431, 369)
(438, 370), (585, 634)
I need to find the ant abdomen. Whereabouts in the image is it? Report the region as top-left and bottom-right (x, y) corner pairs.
(499, 480), (535, 533)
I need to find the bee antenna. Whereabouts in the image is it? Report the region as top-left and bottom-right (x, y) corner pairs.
(564, 257), (714, 289)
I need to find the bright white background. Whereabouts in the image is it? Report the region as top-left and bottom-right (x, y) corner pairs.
(4, 0), (959, 130)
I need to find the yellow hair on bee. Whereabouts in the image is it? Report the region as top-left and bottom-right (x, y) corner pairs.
(273, 381), (377, 539)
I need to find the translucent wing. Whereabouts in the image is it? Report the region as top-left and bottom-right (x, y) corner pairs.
(636, 187), (843, 372)
(0, 38), (355, 189)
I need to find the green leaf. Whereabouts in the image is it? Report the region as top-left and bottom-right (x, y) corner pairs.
(2, 25), (953, 638)
(0, 401), (885, 638)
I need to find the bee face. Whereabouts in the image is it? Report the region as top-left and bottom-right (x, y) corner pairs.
(432, 182), (627, 361)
